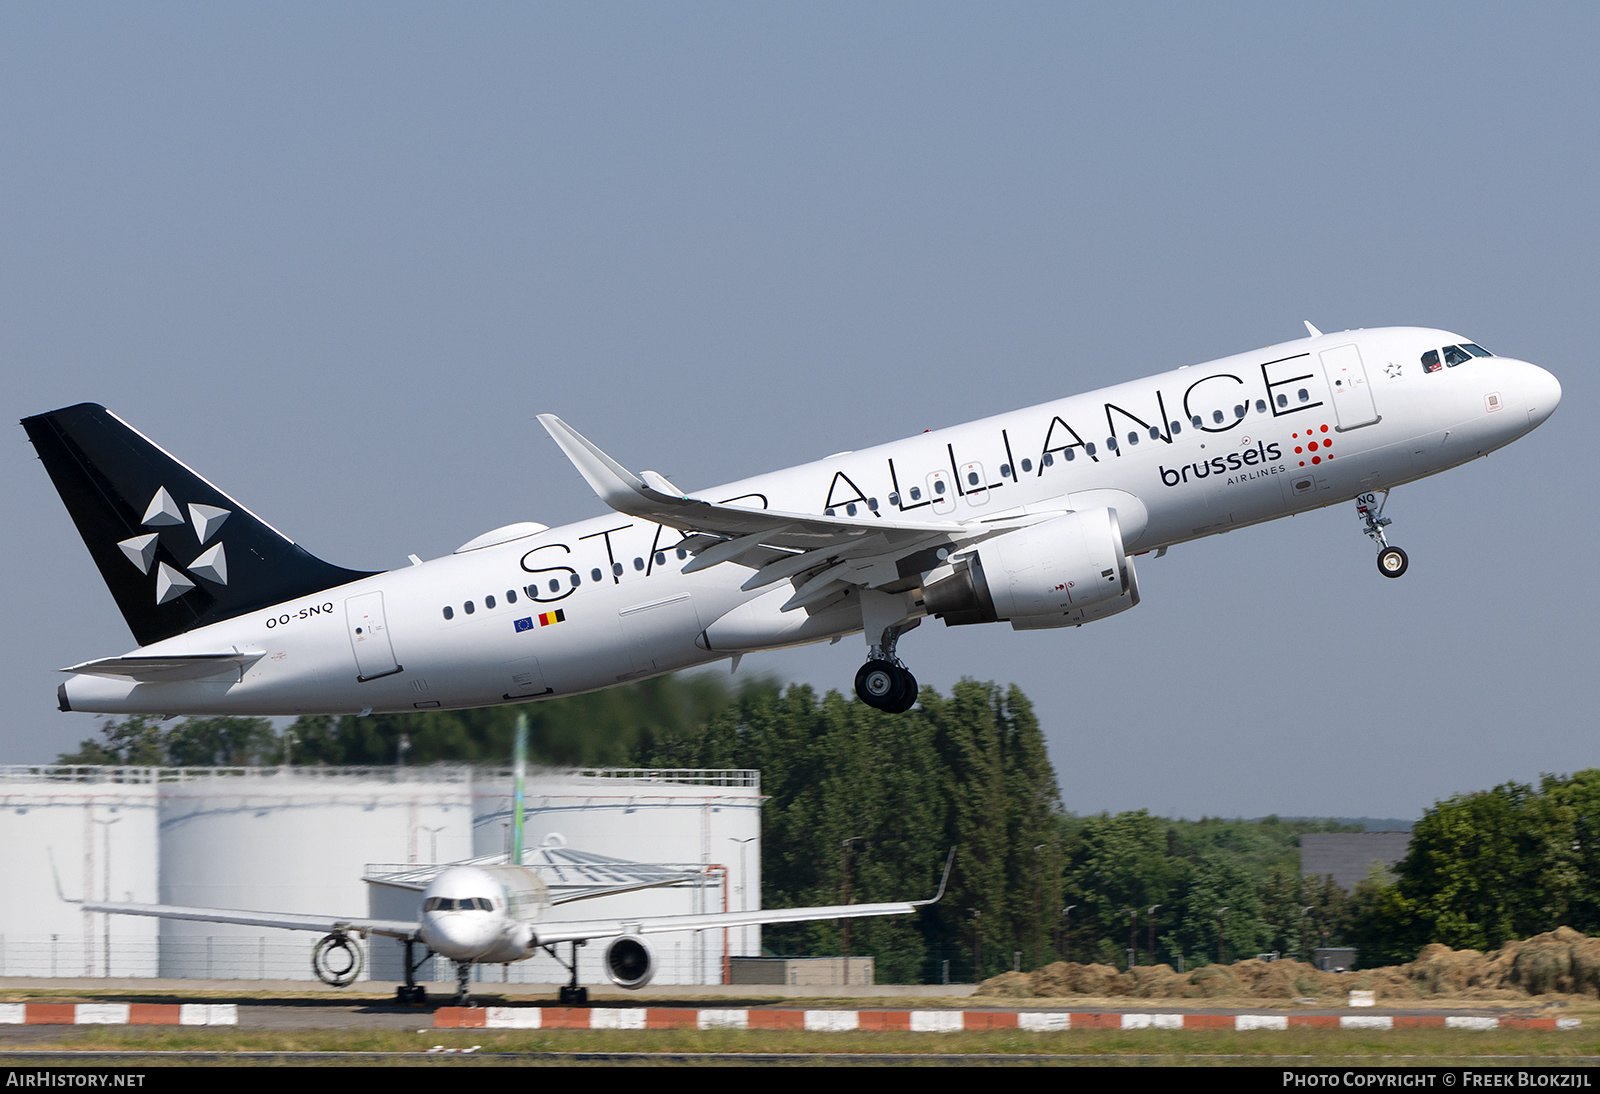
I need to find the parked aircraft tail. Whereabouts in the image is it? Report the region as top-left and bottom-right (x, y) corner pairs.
(22, 403), (378, 646)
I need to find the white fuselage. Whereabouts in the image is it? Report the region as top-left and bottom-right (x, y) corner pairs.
(62, 327), (1561, 715)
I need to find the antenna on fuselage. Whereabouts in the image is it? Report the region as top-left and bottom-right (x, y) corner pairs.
(1304, 321), (1323, 338)
(513, 711), (528, 867)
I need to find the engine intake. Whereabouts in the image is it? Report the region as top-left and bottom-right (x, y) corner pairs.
(923, 508), (1139, 630)
(604, 935), (657, 989)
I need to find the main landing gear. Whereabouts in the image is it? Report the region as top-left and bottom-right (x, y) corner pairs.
(544, 940), (588, 1005)
(854, 606), (919, 713)
(855, 659), (918, 714)
(394, 938), (431, 1005)
(1356, 490), (1409, 579)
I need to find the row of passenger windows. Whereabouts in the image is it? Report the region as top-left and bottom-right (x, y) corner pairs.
(1421, 343), (1492, 374)
(861, 390), (1318, 505)
(439, 548), (691, 619)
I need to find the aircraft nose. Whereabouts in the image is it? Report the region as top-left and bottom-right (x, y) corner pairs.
(422, 913), (493, 960)
(1524, 363), (1561, 428)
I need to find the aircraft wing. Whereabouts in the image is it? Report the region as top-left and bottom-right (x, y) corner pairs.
(531, 900), (918, 947)
(77, 899), (419, 941)
(538, 415), (1035, 608)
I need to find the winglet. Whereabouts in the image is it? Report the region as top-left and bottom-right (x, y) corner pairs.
(49, 847), (78, 905)
(912, 849), (956, 907)
(1304, 321), (1323, 338)
(536, 414), (650, 508)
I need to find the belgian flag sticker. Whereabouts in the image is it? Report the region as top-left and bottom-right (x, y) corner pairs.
(537, 609), (566, 627)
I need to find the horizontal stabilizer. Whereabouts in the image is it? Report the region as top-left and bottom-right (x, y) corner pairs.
(63, 652), (265, 683)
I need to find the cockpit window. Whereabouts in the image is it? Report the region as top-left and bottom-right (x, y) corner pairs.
(1461, 343), (1492, 357)
(1421, 349), (1442, 373)
(1444, 345), (1472, 368)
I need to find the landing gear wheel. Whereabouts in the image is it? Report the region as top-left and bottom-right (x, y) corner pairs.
(855, 660), (904, 710)
(395, 985), (428, 1005)
(885, 667), (918, 714)
(1377, 546), (1409, 578)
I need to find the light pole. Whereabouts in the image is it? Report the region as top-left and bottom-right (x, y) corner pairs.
(1060, 905), (1076, 964)
(93, 817), (120, 977)
(1147, 904), (1161, 967)
(731, 836), (758, 956)
(1215, 906), (1229, 966)
(1125, 907), (1138, 970)
(840, 836), (864, 985)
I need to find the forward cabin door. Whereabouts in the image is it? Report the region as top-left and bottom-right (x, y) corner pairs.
(1319, 344), (1380, 430)
(345, 591), (401, 681)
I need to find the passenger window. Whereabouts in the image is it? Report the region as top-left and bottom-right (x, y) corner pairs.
(677, 548), (688, 560)
(934, 480), (946, 495)
(549, 578), (560, 592)
(846, 502), (858, 515)
(1276, 393), (1288, 408)
(867, 498), (879, 511)
(1255, 399), (1267, 414)
(612, 562), (623, 576)
(1106, 437), (1117, 451)
(1043, 452), (1054, 466)
(655, 551), (666, 565)
(1170, 420), (1182, 434)
(1213, 410), (1224, 423)
(1191, 416), (1203, 428)
(591, 568), (602, 582)
(1128, 431), (1139, 445)
(1149, 426), (1160, 440)
(1234, 404), (1246, 419)
(1020, 459), (1032, 472)
(999, 464), (1011, 478)
(464, 601), (475, 615)
(507, 589), (517, 603)
(1085, 443), (1097, 456)
(485, 595), (496, 609)
(1298, 388), (1310, 402)
(570, 573), (581, 587)
(966, 471), (978, 486)
(442, 606), (453, 620)
(1063, 448), (1074, 461)
(910, 487), (922, 500)
(888, 492), (901, 506)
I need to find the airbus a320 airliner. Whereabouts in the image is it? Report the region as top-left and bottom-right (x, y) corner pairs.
(24, 324), (1560, 715)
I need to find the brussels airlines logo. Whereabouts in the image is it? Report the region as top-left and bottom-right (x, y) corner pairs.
(115, 486), (231, 604)
(1159, 441), (1285, 487)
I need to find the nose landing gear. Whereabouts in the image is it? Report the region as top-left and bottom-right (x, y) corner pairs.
(1356, 491), (1408, 578)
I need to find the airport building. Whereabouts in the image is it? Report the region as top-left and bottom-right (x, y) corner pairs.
(0, 765), (760, 986)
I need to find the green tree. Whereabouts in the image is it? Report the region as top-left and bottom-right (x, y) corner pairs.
(56, 715), (166, 765)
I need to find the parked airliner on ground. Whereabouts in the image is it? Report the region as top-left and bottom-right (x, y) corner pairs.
(65, 856), (946, 1004)
(25, 324), (1560, 714)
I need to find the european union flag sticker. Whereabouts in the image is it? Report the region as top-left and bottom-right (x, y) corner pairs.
(514, 617), (534, 633)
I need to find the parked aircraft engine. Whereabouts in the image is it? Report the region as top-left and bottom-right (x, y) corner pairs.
(922, 508), (1139, 630)
(604, 935), (657, 989)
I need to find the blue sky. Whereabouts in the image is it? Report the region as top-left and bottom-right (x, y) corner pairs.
(4, 3), (1592, 819)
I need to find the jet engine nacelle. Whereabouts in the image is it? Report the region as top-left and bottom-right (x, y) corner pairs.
(923, 508), (1139, 630)
(604, 935), (657, 989)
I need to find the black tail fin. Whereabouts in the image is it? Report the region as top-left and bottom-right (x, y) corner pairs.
(23, 403), (379, 647)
